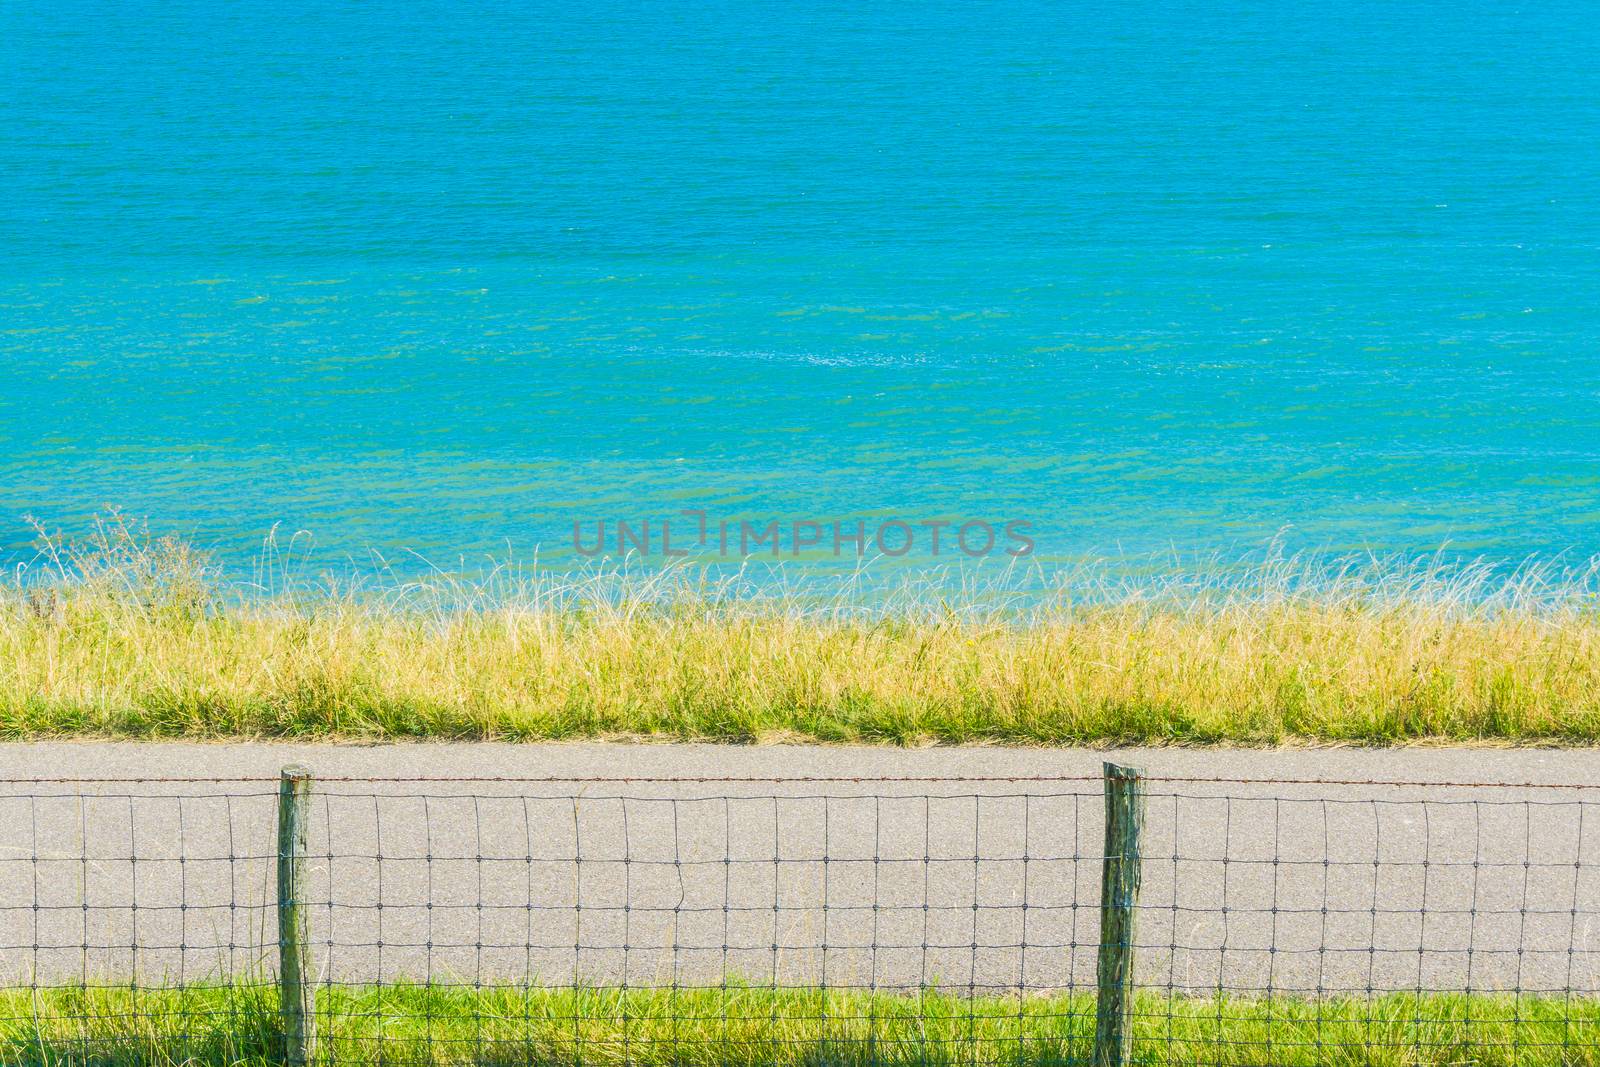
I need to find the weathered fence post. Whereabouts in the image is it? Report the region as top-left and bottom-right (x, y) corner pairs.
(278, 765), (315, 1067)
(1093, 762), (1145, 1067)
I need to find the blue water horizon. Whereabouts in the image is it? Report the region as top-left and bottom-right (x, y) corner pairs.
(4, 1), (1598, 581)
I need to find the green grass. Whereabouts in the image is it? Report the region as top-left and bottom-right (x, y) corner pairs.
(2, 984), (1596, 1066)
(9, 515), (1600, 746)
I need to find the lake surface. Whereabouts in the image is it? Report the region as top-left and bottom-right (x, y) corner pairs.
(3, 1), (1598, 580)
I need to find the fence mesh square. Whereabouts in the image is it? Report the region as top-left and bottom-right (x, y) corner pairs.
(0, 772), (1594, 1065)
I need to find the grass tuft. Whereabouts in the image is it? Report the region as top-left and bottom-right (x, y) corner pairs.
(6, 515), (1600, 745)
(2, 984), (1597, 1067)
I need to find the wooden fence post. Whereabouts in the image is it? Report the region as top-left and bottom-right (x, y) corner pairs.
(1093, 762), (1145, 1067)
(278, 764), (315, 1067)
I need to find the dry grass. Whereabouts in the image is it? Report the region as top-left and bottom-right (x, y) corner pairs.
(3, 515), (1600, 744)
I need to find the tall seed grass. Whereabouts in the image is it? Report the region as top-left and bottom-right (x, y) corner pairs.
(4, 515), (1600, 744)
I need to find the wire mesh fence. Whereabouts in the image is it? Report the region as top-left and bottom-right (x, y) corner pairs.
(0, 767), (1596, 1065)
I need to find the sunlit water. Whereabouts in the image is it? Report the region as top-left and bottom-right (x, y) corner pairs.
(4, 1), (1598, 582)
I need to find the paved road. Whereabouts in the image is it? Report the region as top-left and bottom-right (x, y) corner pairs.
(0, 743), (1597, 997)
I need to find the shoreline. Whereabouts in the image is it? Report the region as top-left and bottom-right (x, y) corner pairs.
(8, 524), (1600, 747)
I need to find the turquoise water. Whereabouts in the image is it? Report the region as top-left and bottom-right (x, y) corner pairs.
(4, 2), (1599, 576)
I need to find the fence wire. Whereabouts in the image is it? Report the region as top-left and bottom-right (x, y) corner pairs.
(0, 774), (1595, 1065)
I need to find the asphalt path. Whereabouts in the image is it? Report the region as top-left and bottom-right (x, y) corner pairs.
(0, 743), (1596, 997)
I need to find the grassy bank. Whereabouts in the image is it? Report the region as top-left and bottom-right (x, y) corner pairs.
(4, 984), (1595, 1066)
(5, 518), (1600, 744)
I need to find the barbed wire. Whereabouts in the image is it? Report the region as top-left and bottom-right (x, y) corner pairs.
(3, 771), (1598, 789)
